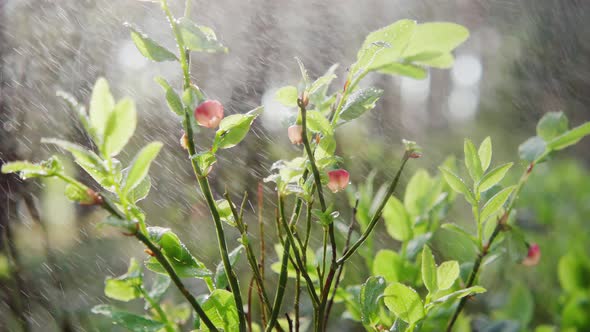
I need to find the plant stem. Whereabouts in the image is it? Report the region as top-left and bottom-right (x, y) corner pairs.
(338, 152), (411, 265)
(445, 163), (535, 332)
(100, 197), (218, 331)
(266, 195), (292, 332)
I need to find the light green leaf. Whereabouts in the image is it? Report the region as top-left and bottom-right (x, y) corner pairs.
(306, 111), (333, 136)
(441, 223), (478, 250)
(215, 199), (235, 226)
(1, 161), (50, 178)
(377, 62), (427, 79)
(201, 289), (240, 332)
(309, 73), (337, 96)
(91, 304), (165, 332)
(404, 169), (439, 217)
(89, 78), (115, 142)
(480, 186), (515, 222)
(155, 77), (184, 116)
(439, 167), (475, 204)
(148, 274), (170, 301)
(421, 246), (437, 294)
(144, 227), (212, 279)
(373, 250), (404, 283)
(339, 87), (383, 121)
(402, 22), (469, 68)
(123, 142), (163, 194)
(295, 57), (310, 88)
(103, 98), (137, 157)
(275, 86), (298, 107)
(547, 122), (590, 151)
(519, 136), (547, 162)
(537, 112), (568, 141)
(178, 18), (227, 53)
(478, 137), (492, 172)
(104, 258), (143, 302)
(355, 20), (417, 73)
(383, 196), (413, 241)
(478, 162), (513, 193)
(213, 107), (262, 150)
(383, 283), (425, 324)
(99, 215), (138, 232)
(360, 276), (386, 326)
(125, 23), (178, 62)
(436, 261), (459, 291)
(191, 151), (217, 176)
(127, 175), (151, 203)
(464, 139), (483, 182)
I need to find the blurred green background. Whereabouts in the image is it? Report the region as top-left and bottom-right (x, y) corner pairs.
(1, 0), (589, 331)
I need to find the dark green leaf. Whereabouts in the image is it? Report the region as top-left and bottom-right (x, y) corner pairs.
(155, 77), (184, 116)
(360, 276), (386, 326)
(125, 23), (178, 62)
(91, 304), (165, 332)
(339, 87), (383, 121)
(214, 246), (244, 289)
(145, 227), (212, 278)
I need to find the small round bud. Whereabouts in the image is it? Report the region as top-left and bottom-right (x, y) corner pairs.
(327, 169), (350, 193)
(522, 243), (541, 266)
(194, 100), (224, 128)
(288, 125), (303, 145)
(301, 91), (309, 107)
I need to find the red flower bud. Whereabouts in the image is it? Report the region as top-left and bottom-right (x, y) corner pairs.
(327, 169), (350, 193)
(288, 125), (303, 145)
(522, 243), (541, 266)
(194, 100), (224, 128)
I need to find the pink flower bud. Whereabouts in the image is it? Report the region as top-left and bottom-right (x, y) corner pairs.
(194, 100), (224, 128)
(327, 169), (350, 193)
(522, 243), (541, 266)
(288, 125), (303, 145)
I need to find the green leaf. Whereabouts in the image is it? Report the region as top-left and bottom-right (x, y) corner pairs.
(125, 23), (178, 62)
(373, 250), (404, 283)
(214, 246), (244, 289)
(480, 186), (515, 222)
(421, 246), (437, 294)
(429, 286), (486, 306)
(383, 196), (413, 241)
(155, 77), (184, 116)
(404, 169), (439, 217)
(1, 161), (52, 179)
(558, 251), (590, 292)
(103, 98), (137, 157)
(123, 142), (163, 195)
(537, 112), (569, 141)
(306, 111), (333, 136)
(441, 223), (478, 250)
(478, 162), (513, 193)
(439, 167), (475, 204)
(383, 283), (425, 325)
(201, 289), (240, 332)
(148, 274), (171, 301)
(104, 258), (143, 302)
(295, 57), (310, 88)
(64, 184), (95, 204)
(41, 138), (110, 187)
(127, 175), (151, 203)
(478, 137), (492, 172)
(309, 72), (337, 96)
(213, 107), (262, 150)
(464, 139), (483, 182)
(378, 62), (428, 79)
(191, 151), (217, 176)
(178, 18), (228, 53)
(99, 215), (138, 232)
(215, 199), (235, 226)
(436, 261), (459, 291)
(519, 136), (547, 163)
(339, 87), (383, 122)
(145, 227), (212, 278)
(92, 304), (165, 332)
(402, 22), (469, 68)
(355, 20), (416, 73)
(547, 122), (590, 151)
(89, 78), (115, 142)
(275, 86), (298, 107)
(360, 276), (386, 326)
